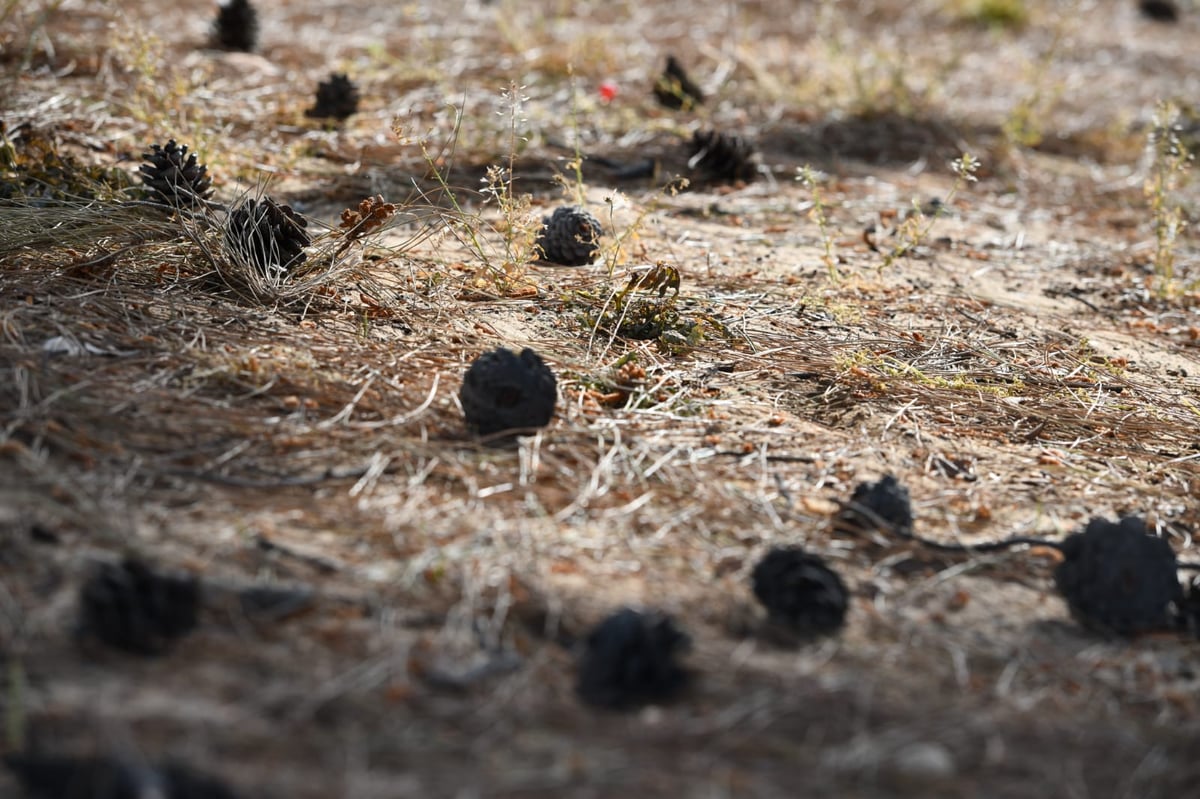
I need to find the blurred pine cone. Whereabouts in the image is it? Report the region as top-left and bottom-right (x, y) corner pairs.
(1054, 516), (1183, 636)
(577, 608), (690, 710)
(836, 474), (914, 535)
(1138, 0), (1179, 23)
(751, 546), (848, 636)
(78, 558), (200, 656)
(139, 139), (213, 208)
(459, 347), (557, 439)
(534, 205), (602, 266)
(6, 754), (241, 799)
(687, 129), (759, 183)
(305, 73), (360, 121)
(653, 55), (705, 111)
(212, 0), (259, 52)
(224, 197), (311, 274)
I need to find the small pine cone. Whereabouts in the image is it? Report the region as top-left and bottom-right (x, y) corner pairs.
(534, 206), (602, 266)
(1177, 576), (1200, 638)
(78, 558), (200, 656)
(687, 129), (759, 183)
(305, 73), (360, 121)
(577, 608), (690, 710)
(1054, 516), (1183, 636)
(139, 140), (213, 208)
(212, 0), (259, 52)
(224, 197), (311, 274)
(653, 55), (705, 111)
(836, 474), (914, 535)
(459, 347), (557, 439)
(5, 754), (241, 799)
(751, 546), (849, 636)
(1138, 0), (1179, 23)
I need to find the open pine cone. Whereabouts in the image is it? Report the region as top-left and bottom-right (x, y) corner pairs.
(534, 206), (603, 266)
(459, 347), (557, 439)
(653, 55), (705, 111)
(211, 0), (259, 52)
(78, 558), (200, 656)
(576, 608), (691, 710)
(1054, 516), (1183, 636)
(306, 73), (360, 121)
(752, 546), (849, 637)
(687, 129), (759, 184)
(224, 197), (311, 275)
(140, 140), (213, 209)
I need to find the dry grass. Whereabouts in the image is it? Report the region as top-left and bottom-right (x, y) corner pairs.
(3, 0), (1200, 797)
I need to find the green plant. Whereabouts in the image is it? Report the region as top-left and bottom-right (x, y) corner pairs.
(796, 165), (840, 282)
(881, 153), (979, 269)
(1144, 101), (1193, 297)
(1000, 27), (1064, 150)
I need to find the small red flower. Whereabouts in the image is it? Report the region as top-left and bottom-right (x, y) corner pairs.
(599, 82), (619, 102)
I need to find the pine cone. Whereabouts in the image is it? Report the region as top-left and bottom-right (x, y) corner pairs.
(751, 546), (849, 636)
(687, 129), (759, 184)
(1139, 0), (1179, 23)
(5, 754), (240, 799)
(1054, 516), (1183, 636)
(459, 347), (557, 439)
(576, 608), (690, 710)
(139, 140), (213, 208)
(211, 0), (259, 52)
(534, 206), (602, 266)
(836, 474), (914, 535)
(305, 73), (360, 121)
(78, 558), (200, 656)
(224, 197), (311, 274)
(653, 55), (705, 111)
(1177, 576), (1200, 638)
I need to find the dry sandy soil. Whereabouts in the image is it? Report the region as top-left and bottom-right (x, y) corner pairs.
(2, 0), (1200, 796)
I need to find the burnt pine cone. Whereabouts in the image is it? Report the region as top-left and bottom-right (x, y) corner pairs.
(687, 129), (759, 183)
(212, 0), (259, 52)
(459, 347), (557, 438)
(5, 754), (241, 799)
(139, 140), (213, 208)
(535, 206), (602, 266)
(836, 474), (914, 535)
(576, 608), (690, 710)
(225, 197), (311, 274)
(1054, 516), (1183, 636)
(751, 546), (849, 636)
(78, 558), (200, 656)
(306, 73), (360, 121)
(653, 55), (705, 111)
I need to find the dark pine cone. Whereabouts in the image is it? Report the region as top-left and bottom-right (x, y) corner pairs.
(5, 754), (240, 799)
(224, 197), (311, 274)
(751, 546), (849, 636)
(687, 129), (759, 184)
(1054, 516), (1183, 636)
(534, 206), (603, 266)
(459, 347), (557, 439)
(1138, 0), (1179, 23)
(78, 557), (200, 656)
(653, 55), (705, 111)
(211, 0), (259, 52)
(1177, 576), (1200, 639)
(576, 608), (690, 710)
(305, 73), (360, 121)
(139, 140), (213, 209)
(835, 474), (914, 535)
